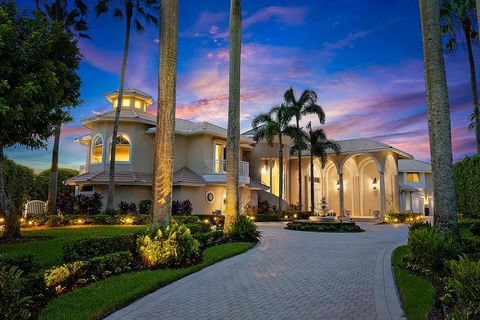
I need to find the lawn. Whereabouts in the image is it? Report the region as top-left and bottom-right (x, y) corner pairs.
(392, 245), (435, 320)
(39, 242), (255, 320)
(0, 225), (144, 267)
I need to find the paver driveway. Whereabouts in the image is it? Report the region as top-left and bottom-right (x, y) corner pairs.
(106, 222), (408, 320)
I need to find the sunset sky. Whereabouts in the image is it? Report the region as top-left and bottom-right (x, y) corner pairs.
(7, 0), (478, 171)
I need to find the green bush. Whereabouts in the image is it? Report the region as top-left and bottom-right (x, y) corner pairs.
(44, 251), (132, 288)
(408, 221), (433, 232)
(0, 254), (45, 298)
(193, 230), (224, 248)
(286, 221), (363, 232)
(443, 255), (480, 319)
(138, 200), (152, 215)
(0, 267), (32, 320)
(454, 154), (480, 219)
(172, 199), (193, 215)
(227, 215), (260, 242)
(137, 224), (199, 268)
(29, 214), (150, 226)
(61, 234), (138, 262)
(459, 220), (480, 258)
(406, 228), (460, 276)
(172, 215), (200, 224)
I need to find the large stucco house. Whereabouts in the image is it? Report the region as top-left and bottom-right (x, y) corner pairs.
(67, 89), (434, 218)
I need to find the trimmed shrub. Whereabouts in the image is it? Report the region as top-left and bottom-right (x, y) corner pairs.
(118, 201), (137, 215)
(193, 230), (224, 248)
(443, 255), (480, 319)
(405, 228), (460, 276)
(408, 221), (433, 232)
(137, 224), (199, 268)
(286, 221), (363, 232)
(172, 215), (201, 225)
(61, 234), (138, 262)
(453, 154), (480, 219)
(56, 191), (76, 215)
(0, 267), (31, 320)
(459, 219), (480, 258)
(172, 199), (193, 216)
(44, 251), (132, 288)
(227, 215), (260, 242)
(138, 199), (152, 215)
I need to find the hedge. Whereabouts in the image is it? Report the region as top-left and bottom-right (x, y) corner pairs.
(454, 154), (480, 219)
(44, 251), (132, 288)
(61, 234), (138, 262)
(286, 221), (364, 232)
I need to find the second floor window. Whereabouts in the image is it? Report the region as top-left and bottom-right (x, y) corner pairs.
(407, 172), (420, 183)
(214, 143), (226, 173)
(109, 134), (131, 162)
(91, 135), (103, 163)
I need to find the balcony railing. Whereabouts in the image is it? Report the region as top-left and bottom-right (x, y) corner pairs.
(203, 160), (249, 177)
(79, 165), (87, 174)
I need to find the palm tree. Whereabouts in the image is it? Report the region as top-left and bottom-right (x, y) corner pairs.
(224, 0), (242, 232)
(284, 87), (325, 211)
(37, 0), (89, 215)
(440, 0), (480, 153)
(419, 0), (459, 237)
(151, 0), (177, 225)
(476, 0), (480, 37)
(251, 104), (296, 212)
(95, 0), (158, 211)
(301, 122), (340, 215)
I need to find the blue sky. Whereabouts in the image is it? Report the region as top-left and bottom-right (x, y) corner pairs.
(7, 0), (478, 171)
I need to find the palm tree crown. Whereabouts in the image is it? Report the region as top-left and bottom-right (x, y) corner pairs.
(251, 104), (297, 211)
(303, 122), (341, 168)
(284, 87), (325, 210)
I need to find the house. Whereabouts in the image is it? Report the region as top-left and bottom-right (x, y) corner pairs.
(67, 88), (434, 217)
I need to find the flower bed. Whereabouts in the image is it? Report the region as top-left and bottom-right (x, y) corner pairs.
(385, 212), (425, 224)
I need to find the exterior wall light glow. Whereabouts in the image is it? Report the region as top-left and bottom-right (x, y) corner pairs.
(372, 177), (377, 190)
(261, 165), (267, 175)
(336, 180), (340, 191)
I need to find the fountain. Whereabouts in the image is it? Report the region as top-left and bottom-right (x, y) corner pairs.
(308, 197), (338, 222)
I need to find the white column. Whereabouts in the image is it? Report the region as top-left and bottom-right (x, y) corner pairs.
(393, 175), (400, 213)
(339, 173), (344, 217)
(379, 171), (386, 220)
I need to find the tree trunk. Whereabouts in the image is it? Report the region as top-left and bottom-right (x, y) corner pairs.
(0, 147), (20, 239)
(419, 0), (459, 237)
(224, 0), (242, 232)
(278, 135), (284, 213)
(310, 154), (314, 215)
(46, 121), (61, 215)
(151, 0), (178, 225)
(106, 5), (133, 211)
(464, 24), (480, 153)
(297, 118), (302, 211)
(476, 0), (480, 42)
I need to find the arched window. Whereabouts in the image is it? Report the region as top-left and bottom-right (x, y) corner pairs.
(109, 134), (131, 162)
(91, 135), (103, 163)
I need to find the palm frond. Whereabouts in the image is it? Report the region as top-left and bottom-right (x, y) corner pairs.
(134, 18), (144, 32)
(95, 0), (109, 17)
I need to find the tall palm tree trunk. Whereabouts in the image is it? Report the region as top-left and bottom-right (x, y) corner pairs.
(278, 136), (284, 212)
(310, 154), (314, 215)
(0, 147), (20, 239)
(225, 0), (242, 231)
(46, 122), (61, 215)
(419, 0), (459, 237)
(476, 0), (480, 37)
(152, 0), (178, 225)
(296, 119), (302, 211)
(106, 5), (133, 212)
(463, 24), (480, 153)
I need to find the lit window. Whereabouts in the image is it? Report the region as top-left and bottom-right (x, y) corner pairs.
(134, 100), (143, 110)
(261, 159), (270, 188)
(113, 98), (130, 108)
(109, 134), (131, 162)
(214, 143), (226, 173)
(91, 136), (103, 163)
(407, 172), (420, 183)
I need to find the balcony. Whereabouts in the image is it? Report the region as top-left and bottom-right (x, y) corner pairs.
(202, 160), (250, 184)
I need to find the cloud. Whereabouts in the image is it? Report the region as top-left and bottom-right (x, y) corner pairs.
(322, 30), (371, 50)
(243, 6), (309, 28)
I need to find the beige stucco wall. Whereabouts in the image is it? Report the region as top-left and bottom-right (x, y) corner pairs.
(94, 185), (152, 210)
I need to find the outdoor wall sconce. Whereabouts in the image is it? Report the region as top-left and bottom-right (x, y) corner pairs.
(336, 180), (340, 191)
(372, 177), (377, 190)
(261, 165), (267, 175)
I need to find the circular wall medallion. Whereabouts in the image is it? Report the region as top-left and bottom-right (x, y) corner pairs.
(206, 191), (215, 204)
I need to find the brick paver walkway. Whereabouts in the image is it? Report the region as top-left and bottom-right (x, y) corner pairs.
(106, 222), (408, 320)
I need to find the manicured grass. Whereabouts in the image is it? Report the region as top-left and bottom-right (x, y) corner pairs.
(39, 242), (255, 320)
(0, 225), (144, 267)
(392, 245), (435, 320)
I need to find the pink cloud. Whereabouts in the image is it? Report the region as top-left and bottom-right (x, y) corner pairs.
(243, 6), (309, 28)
